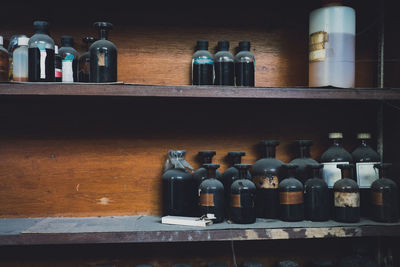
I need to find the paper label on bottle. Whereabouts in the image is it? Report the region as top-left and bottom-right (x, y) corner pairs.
(231, 194), (241, 208)
(371, 191), (383, 206)
(55, 68), (62, 78)
(279, 192), (303, 205)
(253, 175), (279, 189)
(200, 193), (214, 207)
(37, 43), (47, 79)
(62, 54), (74, 82)
(97, 52), (105, 67)
(309, 31), (328, 62)
(356, 162), (380, 188)
(322, 162), (349, 188)
(334, 192), (360, 208)
(193, 58), (213, 65)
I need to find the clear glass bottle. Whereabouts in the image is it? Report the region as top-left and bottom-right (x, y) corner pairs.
(234, 41), (255, 86)
(279, 164), (304, 222)
(199, 164), (224, 223)
(290, 140), (319, 184)
(59, 36), (79, 83)
(54, 45), (62, 82)
(0, 36), (9, 82)
(12, 37), (30, 82)
(89, 22), (117, 83)
(214, 40), (234, 85)
(28, 21), (55, 82)
(304, 164), (329, 221)
(192, 40), (213, 85)
(8, 34), (27, 81)
(79, 37), (96, 82)
(251, 140), (283, 218)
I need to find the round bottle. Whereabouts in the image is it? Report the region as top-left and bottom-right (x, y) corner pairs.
(192, 40), (213, 85)
(234, 41), (255, 86)
(309, 1), (355, 88)
(28, 21), (55, 82)
(54, 45), (62, 82)
(162, 150), (196, 216)
(214, 40), (234, 85)
(0, 36), (9, 82)
(59, 36), (79, 83)
(89, 22), (117, 82)
(279, 164), (304, 222)
(304, 164), (329, 221)
(12, 37), (30, 82)
(251, 140), (284, 218)
(231, 164), (256, 224)
(289, 140), (319, 184)
(333, 164), (360, 223)
(199, 164), (225, 223)
(79, 37), (96, 82)
(370, 163), (399, 222)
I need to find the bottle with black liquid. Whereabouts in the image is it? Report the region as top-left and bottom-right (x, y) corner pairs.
(235, 41), (255, 86)
(79, 37), (96, 82)
(333, 164), (360, 223)
(214, 40), (234, 85)
(279, 164), (304, 222)
(193, 151), (221, 189)
(192, 40), (213, 85)
(370, 163), (399, 222)
(28, 21), (55, 82)
(0, 36), (9, 81)
(54, 45), (62, 82)
(251, 140), (283, 218)
(304, 164), (329, 221)
(90, 22), (117, 82)
(59, 36), (79, 83)
(199, 164), (224, 223)
(162, 150), (196, 216)
(230, 164), (256, 224)
(290, 140), (318, 184)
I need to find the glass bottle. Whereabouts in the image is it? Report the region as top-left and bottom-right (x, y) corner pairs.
(8, 34), (27, 81)
(12, 37), (29, 82)
(90, 22), (117, 83)
(79, 37), (96, 82)
(338, 243), (379, 267)
(207, 263), (228, 267)
(310, 259), (334, 267)
(304, 164), (329, 221)
(370, 163), (399, 222)
(162, 150), (196, 216)
(290, 140), (318, 184)
(0, 36), (9, 82)
(28, 21), (55, 82)
(192, 40), (213, 85)
(279, 164), (304, 222)
(199, 164), (224, 223)
(193, 150), (221, 188)
(214, 40), (234, 85)
(234, 41), (255, 86)
(59, 36), (79, 83)
(333, 164), (360, 223)
(277, 260), (299, 267)
(240, 262), (263, 267)
(251, 140), (283, 218)
(54, 45), (62, 82)
(230, 164), (256, 224)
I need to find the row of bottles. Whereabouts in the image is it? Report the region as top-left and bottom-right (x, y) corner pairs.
(192, 40), (255, 86)
(0, 21), (117, 83)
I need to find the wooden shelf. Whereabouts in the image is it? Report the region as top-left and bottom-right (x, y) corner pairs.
(0, 83), (399, 100)
(1, 216), (400, 246)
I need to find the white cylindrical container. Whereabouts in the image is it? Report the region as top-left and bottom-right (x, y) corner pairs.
(309, 3), (356, 88)
(13, 37), (30, 82)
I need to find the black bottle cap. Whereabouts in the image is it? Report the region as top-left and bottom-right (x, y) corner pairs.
(234, 164), (252, 170)
(33, 21), (49, 33)
(196, 40), (208, 50)
(94, 22), (113, 29)
(307, 163), (323, 170)
(198, 151), (216, 157)
(260, 140), (280, 147)
(337, 163), (354, 170)
(228, 151), (246, 158)
(238, 41), (251, 51)
(374, 163), (392, 169)
(203, 163), (220, 170)
(217, 40), (230, 51)
(61, 36), (74, 47)
(296, 140), (313, 146)
(83, 36), (96, 44)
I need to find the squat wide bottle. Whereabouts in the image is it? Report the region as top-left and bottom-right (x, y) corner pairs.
(279, 164), (304, 222)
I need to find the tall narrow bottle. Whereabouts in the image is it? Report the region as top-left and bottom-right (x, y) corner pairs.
(0, 36), (9, 82)
(79, 37), (96, 82)
(290, 140), (318, 184)
(304, 164), (329, 221)
(59, 36), (79, 83)
(333, 164), (360, 223)
(90, 22), (117, 82)
(234, 41), (255, 86)
(28, 21), (55, 82)
(279, 164), (304, 222)
(199, 164), (224, 223)
(192, 40), (213, 85)
(214, 40), (234, 85)
(8, 35), (27, 81)
(12, 37), (29, 82)
(230, 164), (256, 224)
(54, 45), (62, 82)
(251, 140), (283, 218)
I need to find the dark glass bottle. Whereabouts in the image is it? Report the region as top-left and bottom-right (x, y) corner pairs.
(192, 40), (213, 85)
(304, 164), (329, 221)
(333, 164), (360, 223)
(290, 140), (319, 184)
(79, 37), (96, 82)
(240, 262), (263, 267)
(162, 150), (196, 216)
(310, 259), (334, 267)
(207, 263), (228, 267)
(370, 163), (399, 222)
(89, 22), (117, 83)
(231, 164), (256, 224)
(251, 140), (283, 218)
(172, 265), (191, 267)
(193, 150), (221, 189)
(276, 261), (299, 267)
(59, 36), (79, 83)
(214, 40), (234, 85)
(0, 36), (9, 82)
(279, 164), (304, 222)
(234, 41), (255, 86)
(54, 45), (62, 82)
(28, 21), (55, 82)
(199, 164), (224, 223)
(338, 244), (379, 267)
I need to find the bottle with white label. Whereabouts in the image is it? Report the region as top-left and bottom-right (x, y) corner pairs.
(13, 37), (29, 82)
(59, 36), (79, 83)
(192, 40), (214, 85)
(28, 21), (55, 82)
(333, 164), (360, 223)
(279, 164), (304, 222)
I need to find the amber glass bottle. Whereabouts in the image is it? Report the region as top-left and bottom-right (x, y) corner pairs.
(304, 164), (329, 221)
(279, 164), (304, 222)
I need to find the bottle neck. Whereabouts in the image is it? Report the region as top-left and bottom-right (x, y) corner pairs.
(299, 146), (311, 158)
(312, 168), (321, 178)
(202, 156), (212, 164)
(231, 156), (242, 165)
(207, 168), (217, 179)
(35, 29), (48, 35)
(263, 146), (276, 158)
(360, 139), (368, 147)
(340, 168), (353, 179)
(333, 139), (342, 147)
(379, 168), (386, 179)
(239, 168), (247, 180)
(99, 29), (109, 40)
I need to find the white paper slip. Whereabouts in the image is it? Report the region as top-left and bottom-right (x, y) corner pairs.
(161, 216), (213, 227)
